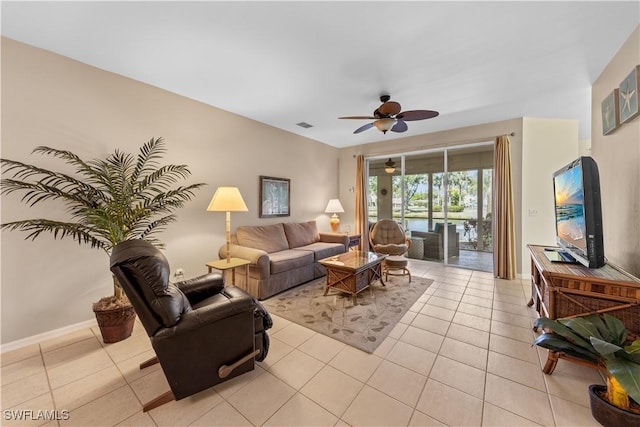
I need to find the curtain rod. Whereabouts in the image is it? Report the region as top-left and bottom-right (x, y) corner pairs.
(353, 132), (516, 158)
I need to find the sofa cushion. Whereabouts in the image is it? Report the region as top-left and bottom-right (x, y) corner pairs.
(236, 223), (289, 253)
(283, 221), (320, 248)
(295, 242), (345, 261)
(268, 249), (314, 274)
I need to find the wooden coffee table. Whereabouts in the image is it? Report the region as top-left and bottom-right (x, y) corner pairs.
(319, 251), (387, 304)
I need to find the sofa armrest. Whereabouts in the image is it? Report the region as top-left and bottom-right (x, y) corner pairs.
(219, 243), (267, 264)
(319, 233), (349, 251)
(219, 243), (270, 278)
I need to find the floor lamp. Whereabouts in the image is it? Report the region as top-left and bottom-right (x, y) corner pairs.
(207, 186), (248, 263)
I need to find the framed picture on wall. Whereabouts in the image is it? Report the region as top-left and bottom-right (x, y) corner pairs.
(619, 65), (640, 124)
(601, 88), (620, 135)
(259, 176), (290, 218)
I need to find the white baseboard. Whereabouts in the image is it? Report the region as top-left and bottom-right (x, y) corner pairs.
(1, 319), (98, 354)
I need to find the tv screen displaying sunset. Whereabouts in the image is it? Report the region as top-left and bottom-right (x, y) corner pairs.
(554, 165), (587, 251)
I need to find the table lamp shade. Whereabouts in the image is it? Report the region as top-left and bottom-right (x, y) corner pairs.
(325, 199), (344, 214)
(207, 186), (248, 263)
(325, 199), (344, 233)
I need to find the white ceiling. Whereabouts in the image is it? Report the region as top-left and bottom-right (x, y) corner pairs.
(2, 1), (639, 148)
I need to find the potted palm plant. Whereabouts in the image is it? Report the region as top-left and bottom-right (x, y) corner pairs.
(1, 137), (205, 343)
(533, 314), (640, 427)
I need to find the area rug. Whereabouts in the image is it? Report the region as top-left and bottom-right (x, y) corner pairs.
(262, 275), (433, 353)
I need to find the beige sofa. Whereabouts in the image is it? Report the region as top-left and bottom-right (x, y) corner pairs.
(219, 221), (349, 300)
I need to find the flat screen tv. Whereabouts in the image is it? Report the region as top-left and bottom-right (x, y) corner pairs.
(552, 156), (605, 268)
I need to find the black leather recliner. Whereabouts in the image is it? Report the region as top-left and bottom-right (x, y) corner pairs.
(110, 239), (272, 411)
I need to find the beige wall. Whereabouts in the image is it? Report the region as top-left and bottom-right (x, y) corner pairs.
(591, 26), (640, 276)
(521, 118), (579, 276)
(0, 38), (339, 344)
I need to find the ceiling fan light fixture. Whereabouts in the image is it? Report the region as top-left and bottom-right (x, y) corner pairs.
(373, 118), (396, 134)
(384, 158), (396, 174)
(339, 94), (438, 134)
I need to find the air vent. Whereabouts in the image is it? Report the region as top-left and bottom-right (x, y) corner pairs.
(296, 122), (313, 129)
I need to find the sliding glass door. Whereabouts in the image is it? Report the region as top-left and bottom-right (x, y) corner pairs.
(367, 144), (494, 272)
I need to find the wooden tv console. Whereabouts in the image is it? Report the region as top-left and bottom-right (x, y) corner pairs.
(527, 244), (640, 373)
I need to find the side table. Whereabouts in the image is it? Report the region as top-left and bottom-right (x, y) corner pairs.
(347, 234), (361, 251)
(206, 258), (250, 287)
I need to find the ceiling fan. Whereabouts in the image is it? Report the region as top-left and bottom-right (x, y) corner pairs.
(339, 94), (439, 134)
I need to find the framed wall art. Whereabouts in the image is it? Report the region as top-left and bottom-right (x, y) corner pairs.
(619, 65), (640, 124)
(259, 176), (290, 218)
(601, 88), (620, 135)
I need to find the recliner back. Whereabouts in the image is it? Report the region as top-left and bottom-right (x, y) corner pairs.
(110, 240), (192, 337)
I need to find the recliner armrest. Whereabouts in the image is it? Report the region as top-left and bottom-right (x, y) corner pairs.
(154, 286), (255, 340)
(175, 273), (224, 305)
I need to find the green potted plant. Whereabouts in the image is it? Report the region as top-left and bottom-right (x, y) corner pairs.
(1, 137), (205, 343)
(533, 314), (640, 426)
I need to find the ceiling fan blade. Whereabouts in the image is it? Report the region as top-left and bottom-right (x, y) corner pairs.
(339, 116), (376, 120)
(397, 110), (439, 121)
(378, 101), (401, 116)
(391, 120), (408, 133)
(354, 123), (374, 134)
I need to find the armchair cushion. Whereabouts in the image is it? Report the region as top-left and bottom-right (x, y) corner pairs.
(370, 219), (410, 256)
(373, 243), (409, 254)
(237, 223), (289, 253)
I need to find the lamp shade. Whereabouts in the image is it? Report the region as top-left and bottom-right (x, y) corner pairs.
(207, 187), (248, 212)
(373, 118), (396, 133)
(325, 199), (344, 214)
(384, 158), (396, 174)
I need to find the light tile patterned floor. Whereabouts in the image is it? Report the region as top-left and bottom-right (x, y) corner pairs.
(1, 259), (605, 426)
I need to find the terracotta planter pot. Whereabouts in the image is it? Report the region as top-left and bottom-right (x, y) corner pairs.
(589, 384), (640, 427)
(94, 304), (136, 343)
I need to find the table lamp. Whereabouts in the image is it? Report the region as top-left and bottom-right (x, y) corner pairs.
(207, 186), (248, 263)
(325, 199), (344, 233)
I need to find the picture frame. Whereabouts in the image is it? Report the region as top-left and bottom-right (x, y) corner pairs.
(259, 176), (290, 218)
(619, 65), (640, 124)
(601, 88), (620, 135)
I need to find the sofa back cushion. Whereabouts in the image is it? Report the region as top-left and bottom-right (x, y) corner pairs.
(237, 223), (289, 253)
(283, 221), (320, 248)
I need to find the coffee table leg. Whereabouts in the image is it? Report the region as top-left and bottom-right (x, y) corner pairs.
(323, 276), (329, 296)
(374, 263), (385, 286)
